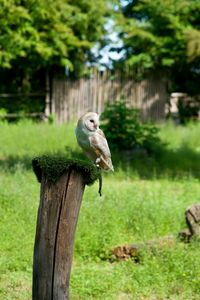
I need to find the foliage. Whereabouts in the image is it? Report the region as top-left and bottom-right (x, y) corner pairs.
(0, 108), (7, 117)
(1, 121), (200, 299)
(0, 0), (108, 75)
(178, 96), (200, 124)
(47, 114), (55, 124)
(116, 0), (200, 93)
(101, 100), (163, 154)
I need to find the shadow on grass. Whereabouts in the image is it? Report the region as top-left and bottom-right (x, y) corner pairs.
(112, 145), (200, 179)
(0, 150), (87, 173)
(0, 146), (200, 179)
(0, 155), (33, 172)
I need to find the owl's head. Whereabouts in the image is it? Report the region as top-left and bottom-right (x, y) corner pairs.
(79, 112), (99, 132)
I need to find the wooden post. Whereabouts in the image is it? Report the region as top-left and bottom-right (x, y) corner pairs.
(32, 168), (85, 300)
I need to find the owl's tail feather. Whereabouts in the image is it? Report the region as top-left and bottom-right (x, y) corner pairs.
(99, 155), (114, 172)
(98, 173), (102, 197)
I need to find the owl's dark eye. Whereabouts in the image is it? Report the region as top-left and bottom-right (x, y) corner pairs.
(90, 119), (94, 123)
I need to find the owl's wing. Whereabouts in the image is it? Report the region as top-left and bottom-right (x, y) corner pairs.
(90, 129), (113, 171)
(90, 129), (111, 157)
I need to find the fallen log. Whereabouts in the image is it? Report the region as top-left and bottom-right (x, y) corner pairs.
(112, 203), (200, 261)
(112, 236), (175, 261)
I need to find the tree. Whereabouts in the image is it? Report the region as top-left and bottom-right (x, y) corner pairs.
(0, 0), (109, 76)
(116, 0), (200, 94)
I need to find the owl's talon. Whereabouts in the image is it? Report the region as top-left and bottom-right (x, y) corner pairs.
(96, 157), (101, 164)
(96, 157), (101, 169)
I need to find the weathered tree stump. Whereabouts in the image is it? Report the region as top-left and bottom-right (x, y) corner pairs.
(179, 203), (200, 241)
(32, 156), (99, 300)
(185, 203), (200, 237)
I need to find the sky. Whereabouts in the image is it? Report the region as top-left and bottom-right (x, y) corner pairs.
(89, 19), (125, 70)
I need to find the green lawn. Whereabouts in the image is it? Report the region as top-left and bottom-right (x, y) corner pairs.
(0, 120), (200, 299)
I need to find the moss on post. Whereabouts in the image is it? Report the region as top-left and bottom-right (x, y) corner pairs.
(32, 154), (100, 185)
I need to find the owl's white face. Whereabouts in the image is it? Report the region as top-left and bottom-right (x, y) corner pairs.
(82, 112), (99, 132)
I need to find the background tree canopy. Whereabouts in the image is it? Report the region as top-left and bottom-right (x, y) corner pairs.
(0, 0), (108, 76)
(0, 0), (200, 90)
(116, 0), (200, 94)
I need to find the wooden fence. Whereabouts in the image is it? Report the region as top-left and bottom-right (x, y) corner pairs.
(49, 70), (168, 124)
(0, 92), (46, 120)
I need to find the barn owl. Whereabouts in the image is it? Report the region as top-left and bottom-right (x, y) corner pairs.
(75, 112), (114, 172)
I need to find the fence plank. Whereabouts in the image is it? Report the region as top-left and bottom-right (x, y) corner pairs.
(51, 70), (168, 123)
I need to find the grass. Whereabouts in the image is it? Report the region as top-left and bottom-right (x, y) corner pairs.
(0, 119), (200, 299)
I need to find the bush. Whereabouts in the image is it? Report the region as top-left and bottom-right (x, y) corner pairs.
(100, 100), (163, 155)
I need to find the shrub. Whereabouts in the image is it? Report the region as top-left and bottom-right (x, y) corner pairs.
(0, 108), (7, 117)
(100, 100), (163, 155)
